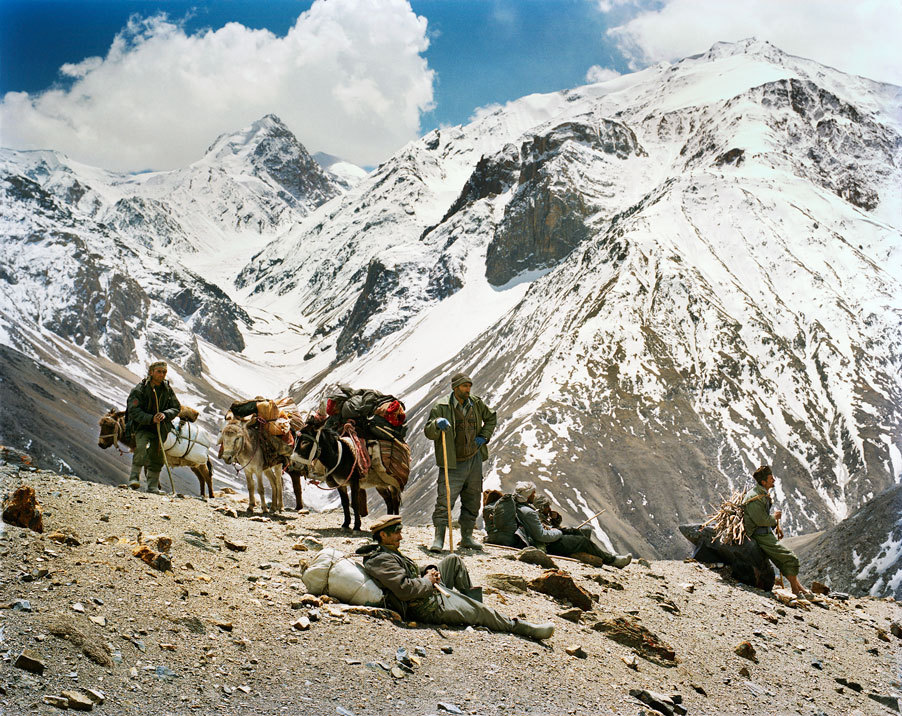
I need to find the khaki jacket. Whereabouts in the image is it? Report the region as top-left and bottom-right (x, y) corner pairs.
(360, 544), (437, 619)
(742, 484), (777, 537)
(423, 393), (497, 469)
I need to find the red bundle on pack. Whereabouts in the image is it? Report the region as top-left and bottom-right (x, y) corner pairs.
(375, 399), (405, 427)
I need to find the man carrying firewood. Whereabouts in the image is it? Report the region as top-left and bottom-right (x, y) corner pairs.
(742, 465), (810, 596)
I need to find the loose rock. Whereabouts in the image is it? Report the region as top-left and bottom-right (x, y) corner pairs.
(13, 648), (46, 675)
(2, 485), (44, 532)
(734, 641), (757, 662)
(529, 569), (593, 611)
(62, 690), (94, 711)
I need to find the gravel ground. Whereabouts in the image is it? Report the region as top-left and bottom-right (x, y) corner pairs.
(1, 464), (900, 716)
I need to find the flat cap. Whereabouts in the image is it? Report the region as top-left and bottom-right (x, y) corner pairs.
(451, 372), (473, 389)
(369, 515), (402, 535)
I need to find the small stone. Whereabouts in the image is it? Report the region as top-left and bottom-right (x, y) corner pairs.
(734, 641), (757, 661)
(72, 602), (86, 613)
(301, 537), (323, 551)
(680, 582), (695, 593)
(344, 658), (362, 665)
(637, 558), (651, 567)
(141, 535), (172, 553)
(237, 685), (251, 694)
(43, 695), (69, 708)
(336, 708), (354, 716)
(891, 622), (902, 639)
(565, 645), (588, 659)
(738, 666), (751, 678)
(867, 693), (899, 712)
(291, 543), (308, 551)
(630, 688), (675, 716)
(292, 617), (311, 631)
(390, 666), (406, 678)
(308, 609), (321, 622)
(11, 599), (32, 612)
(835, 677), (863, 693)
(154, 665), (177, 681)
(213, 621), (233, 632)
(159, 643), (176, 651)
(438, 703), (464, 715)
(62, 690), (94, 711)
(88, 616), (106, 627)
(129, 667), (138, 679)
(620, 654), (638, 670)
(515, 547), (557, 569)
(877, 628), (891, 642)
(14, 648), (46, 675)
(557, 608), (583, 623)
(441, 646), (453, 654)
(224, 539), (248, 552)
(83, 689), (105, 705)
(414, 646), (427, 657)
(811, 660), (823, 670)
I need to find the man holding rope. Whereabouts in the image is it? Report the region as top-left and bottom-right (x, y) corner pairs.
(125, 361), (181, 493)
(424, 373), (497, 551)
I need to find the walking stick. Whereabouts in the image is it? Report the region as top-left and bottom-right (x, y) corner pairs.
(441, 431), (454, 552)
(154, 391), (176, 495)
(575, 508), (606, 529)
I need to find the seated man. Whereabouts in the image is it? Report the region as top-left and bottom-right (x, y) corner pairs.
(358, 515), (554, 640)
(532, 494), (562, 528)
(514, 482), (632, 569)
(742, 465), (809, 596)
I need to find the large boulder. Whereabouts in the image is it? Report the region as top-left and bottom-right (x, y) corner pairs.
(2, 485), (44, 532)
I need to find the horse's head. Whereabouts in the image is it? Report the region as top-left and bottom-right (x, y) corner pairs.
(218, 418), (246, 465)
(97, 409), (124, 449)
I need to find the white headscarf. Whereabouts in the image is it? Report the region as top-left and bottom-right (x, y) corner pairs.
(513, 481), (537, 504)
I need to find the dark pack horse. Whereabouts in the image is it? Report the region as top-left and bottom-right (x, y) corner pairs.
(98, 408), (215, 498)
(289, 415), (404, 531)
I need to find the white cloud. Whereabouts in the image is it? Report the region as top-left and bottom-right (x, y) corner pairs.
(0, 0), (434, 171)
(607, 0), (902, 86)
(585, 65), (621, 83)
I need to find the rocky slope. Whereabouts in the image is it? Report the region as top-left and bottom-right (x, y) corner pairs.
(790, 483), (902, 600)
(1, 464), (900, 716)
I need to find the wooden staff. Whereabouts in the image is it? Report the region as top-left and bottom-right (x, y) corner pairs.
(441, 431), (454, 552)
(575, 508), (606, 529)
(154, 390), (176, 495)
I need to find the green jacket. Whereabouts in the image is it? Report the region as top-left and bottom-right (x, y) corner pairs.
(126, 378), (181, 439)
(359, 544), (438, 619)
(742, 483), (777, 538)
(423, 393), (497, 469)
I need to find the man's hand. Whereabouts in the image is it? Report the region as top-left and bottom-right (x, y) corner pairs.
(474, 436), (487, 448)
(153, 412), (166, 424)
(435, 418), (451, 432)
(774, 510), (782, 520)
(426, 568), (441, 586)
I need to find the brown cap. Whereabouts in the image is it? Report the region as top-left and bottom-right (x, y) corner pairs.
(451, 373), (473, 389)
(370, 515), (402, 536)
(753, 465), (773, 483)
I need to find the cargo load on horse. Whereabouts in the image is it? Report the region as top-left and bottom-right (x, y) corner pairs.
(226, 396), (301, 466)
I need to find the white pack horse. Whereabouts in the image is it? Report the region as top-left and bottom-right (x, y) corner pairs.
(218, 414), (284, 514)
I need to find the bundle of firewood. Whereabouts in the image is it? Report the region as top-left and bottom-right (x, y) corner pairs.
(702, 491), (748, 545)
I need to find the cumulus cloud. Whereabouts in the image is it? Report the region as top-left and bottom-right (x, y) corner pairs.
(468, 102), (504, 123)
(585, 65), (621, 83)
(607, 0), (902, 86)
(0, 0), (434, 171)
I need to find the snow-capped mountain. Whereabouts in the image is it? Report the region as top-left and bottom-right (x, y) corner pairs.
(237, 39), (902, 561)
(313, 151), (369, 189)
(1, 40), (900, 579)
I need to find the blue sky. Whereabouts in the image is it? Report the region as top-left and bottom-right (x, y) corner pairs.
(1, 0), (898, 171)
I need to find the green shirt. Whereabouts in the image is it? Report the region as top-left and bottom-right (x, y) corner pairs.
(741, 483), (777, 537)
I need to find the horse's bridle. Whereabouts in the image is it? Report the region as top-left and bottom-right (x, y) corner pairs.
(222, 430), (258, 473)
(99, 416), (125, 455)
(292, 425), (343, 479)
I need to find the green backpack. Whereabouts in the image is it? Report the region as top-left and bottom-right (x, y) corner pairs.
(484, 493), (519, 539)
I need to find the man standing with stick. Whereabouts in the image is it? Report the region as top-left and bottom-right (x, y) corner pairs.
(424, 373), (497, 552)
(125, 361), (181, 494)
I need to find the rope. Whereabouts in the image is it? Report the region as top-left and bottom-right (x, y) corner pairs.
(153, 389), (176, 495)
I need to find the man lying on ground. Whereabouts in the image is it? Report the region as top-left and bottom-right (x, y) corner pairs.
(358, 515), (554, 640)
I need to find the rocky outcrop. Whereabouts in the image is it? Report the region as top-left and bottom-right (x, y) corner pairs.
(335, 259), (404, 358)
(485, 121), (646, 286)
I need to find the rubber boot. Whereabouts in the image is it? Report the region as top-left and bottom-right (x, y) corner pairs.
(463, 587), (483, 603)
(146, 470), (163, 494)
(512, 619), (554, 640)
(459, 524), (483, 550)
(611, 553), (632, 568)
(128, 464), (141, 490)
(429, 526), (446, 552)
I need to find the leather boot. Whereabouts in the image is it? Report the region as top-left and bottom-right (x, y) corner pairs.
(512, 619), (554, 640)
(146, 470), (163, 494)
(429, 526), (446, 552)
(611, 553), (632, 568)
(128, 464), (141, 490)
(459, 524), (483, 550)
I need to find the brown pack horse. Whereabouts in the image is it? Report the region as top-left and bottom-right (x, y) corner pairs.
(97, 408), (214, 498)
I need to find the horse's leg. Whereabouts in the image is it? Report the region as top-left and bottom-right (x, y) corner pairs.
(245, 472), (256, 513)
(190, 466), (205, 499)
(205, 459), (214, 498)
(375, 486), (399, 515)
(287, 469), (303, 510)
(257, 471), (268, 513)
(338, 487), (351, 530)
(274, 466), (283, 513)
(266, 467), (282, 514)
(351, 476), (362, 532)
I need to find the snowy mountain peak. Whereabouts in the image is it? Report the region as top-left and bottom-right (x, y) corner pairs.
(203, 113), (292, 160)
